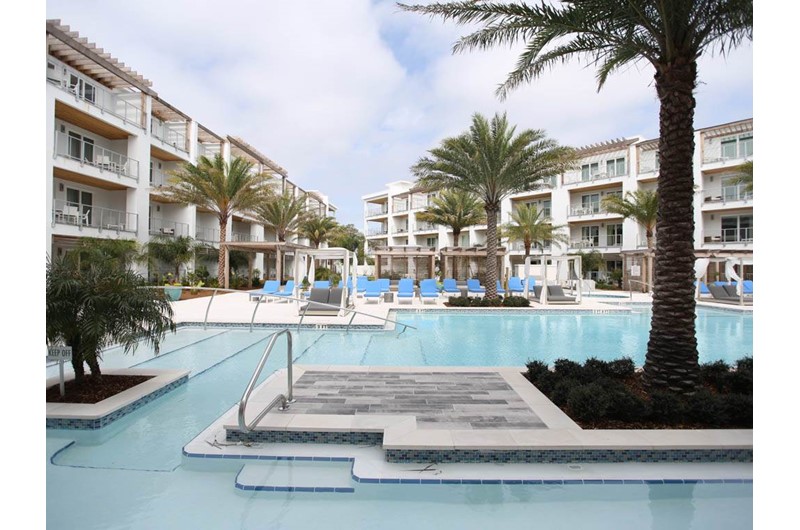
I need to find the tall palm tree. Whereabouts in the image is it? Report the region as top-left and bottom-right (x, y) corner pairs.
(502, 204), (568, 258)
(411, 112), (575, 298)
(299, 215), (338, 248)
(602, 190), (658, 292)
(254, 191), (309, 242)
(398, 1), (752, 393)
(164, 154), (273, 286)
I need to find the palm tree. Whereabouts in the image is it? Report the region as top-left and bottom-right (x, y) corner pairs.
(254, 191), (309, 242)
(398, 1), (752, 393)
(299, 215), (339, 248)
(730, 160), (753, 193)
(418, 188), (486, 248)
(411, 112), (575, 298)
(164, 154), (273, 286)
(602, 190), (658, 292)
(141, 235), (201, 280)
(46, 256), (175, 382)
(70, 237), (140, 271)
(502, 204), (568, 258)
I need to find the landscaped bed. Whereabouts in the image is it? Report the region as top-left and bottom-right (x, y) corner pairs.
(46, 375), (153, 404)
(445, 295), (530, 307)
(524, 356), (753, 429)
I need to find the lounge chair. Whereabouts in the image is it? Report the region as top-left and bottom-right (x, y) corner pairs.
(299, 288), (334, 315)
(508, 277), (525, 294)
(742, 280), (753, 295)
(271, 280), (295, 302)
(419, 279), (439, 304)
(357, 276), (368, 294)
(496, 280), (506, 296)
(397, 278), (415, 304)
(364, 280), (382, 303)
(695, 281), (711, 295)
(467, 279), (485, 295)
(546, 285), (577, 303)
(378, 278), (391, 293)
(313, 280), (331, 289)
(250, 280), (281, 302)
(708, 284), (752, 305)
(442, 278), (460, 295)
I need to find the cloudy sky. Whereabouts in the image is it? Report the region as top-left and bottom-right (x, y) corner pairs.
(45, 0), (753, 227)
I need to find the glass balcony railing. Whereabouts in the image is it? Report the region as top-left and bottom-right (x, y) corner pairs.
(367, 227), (388, 236)
(151, 117), (188, 152)
(54, 131), (139, 181)
(703, 184), (753, 203)
(366, 205), (389, 217)
(149, 218), (190, 237)
(196, 227), (220, 242)
(52, 199), (138, 233)
(414, 222), (437, 232)
(232, 233), (261, 242)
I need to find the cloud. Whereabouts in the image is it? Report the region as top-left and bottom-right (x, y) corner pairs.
(46, 0), (753, 226)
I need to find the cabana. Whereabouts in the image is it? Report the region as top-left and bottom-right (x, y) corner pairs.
(219, 241), (312, 289)
(522, 254), (583, 305)
(439, 246), (506, 282)
(293, 247), (358, 313)
(372, 246), (436, 282)
(694, 255), (753, 306)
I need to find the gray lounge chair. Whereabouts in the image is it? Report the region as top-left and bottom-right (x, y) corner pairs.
(531, 285), (577, 304)
(300, 288), (332, 315)
(708, 284), (752, 305)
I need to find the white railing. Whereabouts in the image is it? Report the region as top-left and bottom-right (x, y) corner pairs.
(366, 205), (389, 216)
(569, 204), (603, 216)
(564, 172), (626, 185)
(53, 131), (139, 181)
(52, 199), (138, 233)
(47, 59), (144, 128)
(150, 117), (189, 152)
(721, 228), (753, 243)
(393, 202), (409, 213)
(414, 222), (437, 232)
(197, 142), (222, 159)
(704, 184), (753, 203)
(196, 227), (220, 242)
(233, 232), (261, 242)
(149, 217), (190, 237)
(393, 227), (408, 234)
(367, 227), (388, 236)
(150, 168), (173, 187)
(569, 239), (622, 249)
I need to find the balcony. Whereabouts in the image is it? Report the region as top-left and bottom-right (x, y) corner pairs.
(52, 199), (138, 234)
(704, 228), (753, 245)
(392, 202), (409, 214)
(47, 59), (144, 129)
(508, 241), (552, 252)
(232, 232), (261, 242)
(151, 117), (189, 153)
(411, 197), (435, 210)
(569, 238), (622, 250)
(366, 204), (389, 217)
(366, 227), (388, 236)
(150, 168), (173, 188)
(414, 222), (437, 232)
(196, 227), (220, 243)
(197, 142), (222, 159)
(703, 184), (753, 204)
(393, 227), (409, 234)
(149, 217), (190, 237)
(564, 171), (626, 186)
(54, 131), (140, 182)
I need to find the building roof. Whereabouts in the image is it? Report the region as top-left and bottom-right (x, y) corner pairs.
(228, 136), (289, 178)
(575, 137), (639, 157)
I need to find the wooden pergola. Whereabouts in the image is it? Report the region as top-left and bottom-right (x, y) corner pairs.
(372, 246), (437, 281)
(219, 241), (312, 289)
(439, 246), (506, 282)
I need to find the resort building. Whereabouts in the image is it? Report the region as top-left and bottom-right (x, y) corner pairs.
(46, 20), (336, 281)
(363, 118), (753, 284)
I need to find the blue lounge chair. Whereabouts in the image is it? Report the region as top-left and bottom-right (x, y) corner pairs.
(419, 279), (439, 304)
(742, 280), (753, 295)
(355, 276), (368, 295)
(442, 278), (460, 294)
(694, 281), (710, 294)
(508, 277), (524, 294)
(496, 280), (505, 295)
(250, 280), (281, 302)
(467, 279), (485, 295)
(272, 280), (295, 302)
(378, 278), (391, 293)
(364, 280), (382, 303)
(397, 278), (415, 304)
(314, 280), (331, 289)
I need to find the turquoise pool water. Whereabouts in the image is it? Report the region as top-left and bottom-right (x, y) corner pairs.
(47, 309), (753, 529)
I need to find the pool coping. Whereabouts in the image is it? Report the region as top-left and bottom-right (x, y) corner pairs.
(46, 368), (189, 429)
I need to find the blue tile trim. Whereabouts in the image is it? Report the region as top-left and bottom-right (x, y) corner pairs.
(46, 375), (188, 430)
(225, 430), (383, 446)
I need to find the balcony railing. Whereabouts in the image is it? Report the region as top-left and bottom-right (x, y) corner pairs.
(393, 227), (409, 234)
(414, 222), (437, 232)
(702, 151), (752, 165)
(150, 168), (173, 187)
(52, 199), (138, 233)
(564, 171), (626, 185)
(392, 202), (409, 213)
(151, 117), (189, 152)
(197, 142), (222, 159)
(366, 205), (389, 217)
(196, 227), (221, 242)
(233, 233), (261, 242)
(703, 184), (753, 203)
(569, 204), (606, 217)
(367, 227), (388, 236)
(54, 131), (140, 181)
(47, 59), (144, 128)
(509, 241), (552, 252)
(149, 217), (190, 237)
(569, 239), (622, 249)
(704, 228), (753, 244)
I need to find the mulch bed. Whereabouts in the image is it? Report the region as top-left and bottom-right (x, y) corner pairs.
(46, 375), (153, 404)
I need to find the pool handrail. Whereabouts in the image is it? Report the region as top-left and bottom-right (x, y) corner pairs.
(237, 328), (294, 432)
(627, 279), (653, 300)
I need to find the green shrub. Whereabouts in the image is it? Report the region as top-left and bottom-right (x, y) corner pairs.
(700, 360), (731, 392)
(582, 358), (609, 382)
(550, 378), (581, 407)
(735, 356), (753, 374)
(729, 364), (753, 395)
(686, 389), (726, 426)
(722, 393), (753, 428)
(553, 359), (583, 380)
(475, 297), (502, 307)
(525, 360), (550, 382)
(531, 370), (559, 395)
(567, 383), (610, 422)
(447, 296), (470, 307)
(502, 296), (530, 307)
(606, 386), (650, 422)
(606, 358), (636, 378)
(648, 391), (686, 425)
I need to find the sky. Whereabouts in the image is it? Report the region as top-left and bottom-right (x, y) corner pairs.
(43, 0), (753, 227)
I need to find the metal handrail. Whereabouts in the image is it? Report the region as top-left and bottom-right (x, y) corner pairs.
(237, 329), (294, 433)
(627, 279), (652, 300)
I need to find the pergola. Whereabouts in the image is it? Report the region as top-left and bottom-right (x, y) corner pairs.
(292, 247), (358, 310)
(439, 246), (506, 282)
(219, 241), (311, 289)
(372, 246), (437, 281)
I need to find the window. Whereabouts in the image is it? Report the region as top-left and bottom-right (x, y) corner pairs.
(542, 200), (551, 218)
(721, 215), (753, 242)
(606, 158), (626, 177)
(581, 194), (600, 213)
(581, 163), (599, 181)
(721, 134), (753, 160)
(426, 237), (437, 247)
(65, 187), (93, 225)
(606, 224), (623, 246)
(67, 131), (94, 162)
(581, 226), (600, 246)
(460, 234), (470, 247)
(738, 135), (753, 157)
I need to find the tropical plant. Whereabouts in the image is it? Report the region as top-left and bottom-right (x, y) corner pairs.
(417, 188), (486, 246)
(575, 250), (603, 280)
(502, 204), (568, 257)
(141, 235), (201, 280)
(298, 215), (339, 248)
(69, 237), (140, 271)
(411, 112), (575, 298)
(601, 190), (658, 291)
(46, 256), (175, 382)
(254, 190), (309, 242)
(163, 154), (273, 286)
(398, 0), (753, 394)
(730, 160), (753, 193)
(328, 223), (367, 264)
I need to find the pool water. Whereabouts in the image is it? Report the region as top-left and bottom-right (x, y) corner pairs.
(46, 308), (753, 529)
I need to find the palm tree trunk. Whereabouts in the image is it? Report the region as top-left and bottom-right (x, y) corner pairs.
(646, 232), (655, 293)
(485, 206), (498, 299)
(86, 354), (102, 379)
(452, 228), (461, 280)
(217, 217), (228, 287)
(70, 338), (85, 383)
(644, 57), (700, 395)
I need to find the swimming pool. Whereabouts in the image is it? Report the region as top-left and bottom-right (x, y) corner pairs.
(46, 309), (753, 528)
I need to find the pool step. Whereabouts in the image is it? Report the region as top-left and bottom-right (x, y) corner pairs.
(235, 461), (355, 493)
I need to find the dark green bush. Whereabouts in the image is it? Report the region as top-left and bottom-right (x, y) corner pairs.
(531, 370), (559, 395)
(567, 383), (610, 422)
(553, 359), (583, 380)
(721, 393), (753, 428)
(728, 368), (753, 395)
(648, 391), (687, 425)
(686, 389), (727, 426)
(502, 296), (530, 307)
(606, 358), (636, 378)
(700, 360), (731, 392)
(525, 360), (550, 382)
(736, 357), (753, 374)
(550, 378), (581, 407)
(606, 386), (650, 422)
(582, 357), (609, 382)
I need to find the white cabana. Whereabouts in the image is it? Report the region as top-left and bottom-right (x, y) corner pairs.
(522, 254), (583, 305)
(694, 256), (753, 304)
(292, 247), (357, 312)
